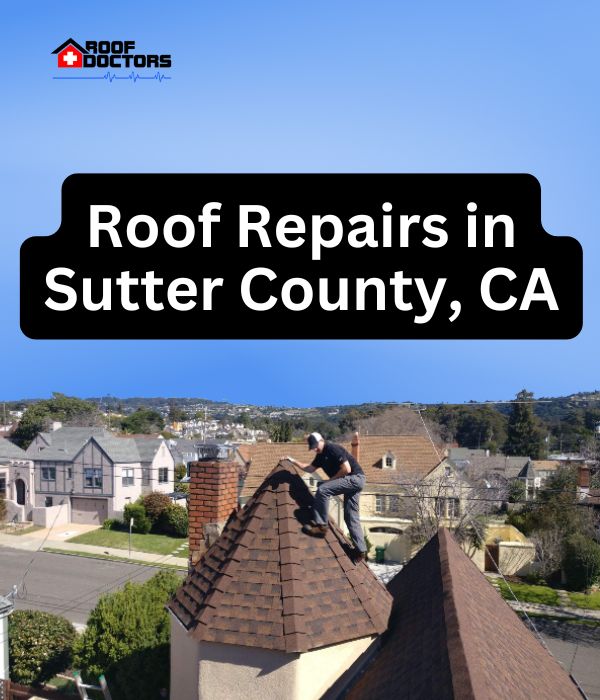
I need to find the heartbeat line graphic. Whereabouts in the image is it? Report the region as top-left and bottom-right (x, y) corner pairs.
(53, 71), (172, 83)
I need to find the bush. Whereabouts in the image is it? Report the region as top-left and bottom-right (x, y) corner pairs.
(159, 503), (188, 537)
(123, 502), (151, 534)
(0, 496), (6, 522)
(102, 518), (121, 531)
(73, 570), (181, 700)
(174, 463), (187, 481)
(142, 492), (172, 526)
(563, 534), (600, 591)
(9, 610), (76, 686)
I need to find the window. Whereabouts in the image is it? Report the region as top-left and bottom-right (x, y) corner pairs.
(44, 496), (53, 507)
(435, 497), (460, 519)
(447, 498), (459, 518)
(41, 466), (56, 481)
(375, 495), (401, 514)
(383, 452), (396, 469)
(122, 468), (134, 487)
(158, 468), (169, 484)
(0, 474), (6, 496)
(66, 467), (73, 480)
(84, 468), (102, 489)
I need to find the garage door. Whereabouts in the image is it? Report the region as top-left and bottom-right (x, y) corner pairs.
(71, 497), (108, 525)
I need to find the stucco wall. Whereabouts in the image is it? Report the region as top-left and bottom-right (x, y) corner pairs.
(296, 635), (375, 699)
(170, 614), (375, 700)
(151, 442), (175, 494)
(32, 502), (70, 527)
(498, 541), (535, 576)
(170, 617), (201, 700)
(111, 462), (143, 516)
(361, 517), (412, 562)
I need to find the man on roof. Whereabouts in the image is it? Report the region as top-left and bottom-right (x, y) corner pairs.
(287, 432), (367, 562)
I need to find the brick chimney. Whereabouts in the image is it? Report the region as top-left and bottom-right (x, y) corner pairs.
(188, 460), (238, 567)
(351, 431), (360, 462)
(577, 465), (590, 501)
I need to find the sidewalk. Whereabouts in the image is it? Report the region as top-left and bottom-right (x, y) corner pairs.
(0, 525), (188, 568)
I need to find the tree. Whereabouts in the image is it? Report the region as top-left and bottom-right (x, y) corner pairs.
(9, 610), (76, 686)
(269, 421), (293, 442)
(406, 466), (502, 549)
(120, 408), (165, 434)
(563, 534), (600, 591)
(142, 492), (172, 527)
(159, 504), (188, 537)
(507, 479), (526, 503)
(529, 527), (564, 582)
(74, 571), (180, 700)
(123, 502), (151, 534)
(504, 390), (545, 458)
(168, 403), (187, 424)
(12, 392), (100, 448)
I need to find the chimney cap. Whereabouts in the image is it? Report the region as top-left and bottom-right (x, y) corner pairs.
(194, 442), (234, 461)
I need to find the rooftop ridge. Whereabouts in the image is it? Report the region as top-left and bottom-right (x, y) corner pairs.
(169, 461), (392, 653)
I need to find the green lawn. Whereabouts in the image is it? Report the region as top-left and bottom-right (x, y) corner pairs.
(67, 528), (187, 555)
(567, 591), (600, 610)
(494, 579), (561, 606)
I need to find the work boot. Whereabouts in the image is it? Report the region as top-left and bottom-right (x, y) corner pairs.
(350, 548), (368, 563)
(302, 522), (327, 538)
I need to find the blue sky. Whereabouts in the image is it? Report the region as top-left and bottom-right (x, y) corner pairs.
(2, 2), (598, 406)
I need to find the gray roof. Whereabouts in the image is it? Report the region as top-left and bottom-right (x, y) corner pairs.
(26, 426), (109, 460)
(0, 438), (27, 460)
(27, 427), (143, 464)
(448, 447), (488, 460)
(94, 436), (140, 463)
(132, 437), (164, 462)
(518, 461), (536, 479)
(451, 454), (530, 480)
(166, 439), (200, 465)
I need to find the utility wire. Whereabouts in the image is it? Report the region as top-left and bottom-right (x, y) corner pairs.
(416, 410), (590, 698)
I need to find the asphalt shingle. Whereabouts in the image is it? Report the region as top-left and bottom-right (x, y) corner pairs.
(169, 461), (393, 653)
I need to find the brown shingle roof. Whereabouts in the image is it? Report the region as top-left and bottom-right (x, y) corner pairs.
(346, 528), (581, 700)
(169, 461), (392, 653)
(239, 436), (441, 497)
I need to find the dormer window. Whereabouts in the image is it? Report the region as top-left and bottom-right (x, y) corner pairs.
(383, 452), (396, 469)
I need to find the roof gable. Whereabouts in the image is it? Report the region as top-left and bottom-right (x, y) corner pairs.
(169, 461), (392, 653)
(346, 529), (581, 699)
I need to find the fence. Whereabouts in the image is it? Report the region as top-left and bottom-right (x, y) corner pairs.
(0, 679), (72, 700)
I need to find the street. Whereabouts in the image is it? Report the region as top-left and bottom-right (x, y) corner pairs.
(0, 546), (183, 626)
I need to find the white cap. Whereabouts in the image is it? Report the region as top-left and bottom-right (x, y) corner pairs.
(307, 432), (324, 450)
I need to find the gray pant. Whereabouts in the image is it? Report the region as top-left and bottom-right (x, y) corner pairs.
(314, 473), (367, 552)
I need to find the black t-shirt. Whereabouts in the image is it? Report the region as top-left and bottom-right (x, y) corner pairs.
(312, 442), (364, 479)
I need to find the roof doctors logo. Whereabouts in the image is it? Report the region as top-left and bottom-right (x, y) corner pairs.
(51, 38), (172, 83)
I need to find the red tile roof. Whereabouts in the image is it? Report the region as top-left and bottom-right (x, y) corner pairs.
(238, 435), (441, 497)
(345, 528), (581, 700)
(169, 461), (392, 653)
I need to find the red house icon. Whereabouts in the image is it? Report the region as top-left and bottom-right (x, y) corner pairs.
(51, 38), (88, 69)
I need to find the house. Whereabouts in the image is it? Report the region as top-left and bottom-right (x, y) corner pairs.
(168, 458), (581, 700)
(0, 438), (33, 522)
(166, 438), (202, 469)
(236, 434), (455, 562)
(51, 38), (88, 69)
(24, 426), (174, 524)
